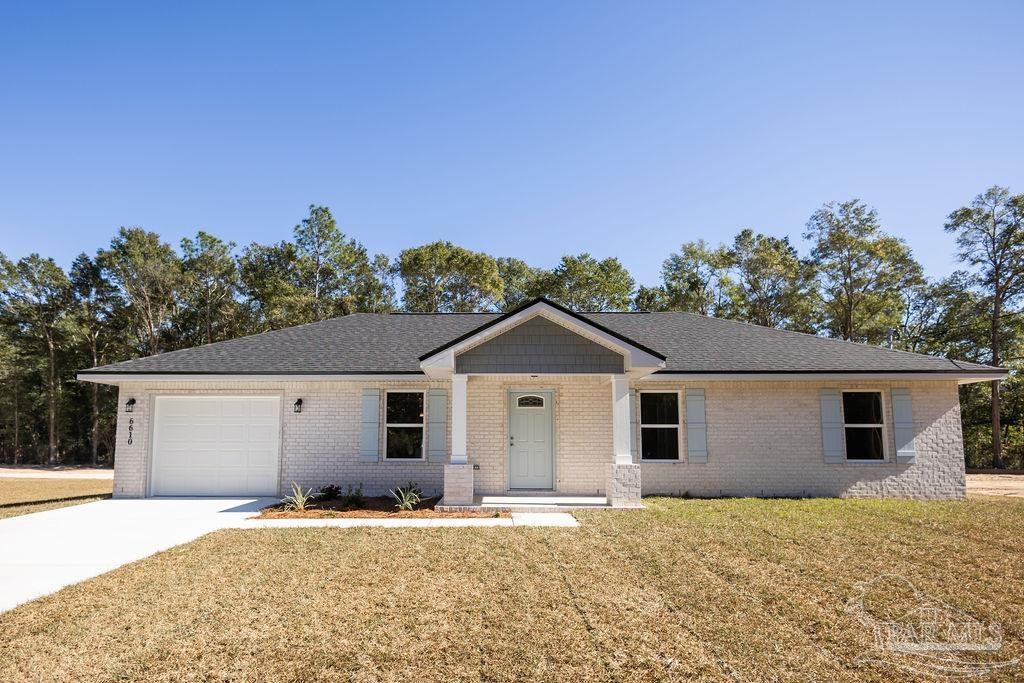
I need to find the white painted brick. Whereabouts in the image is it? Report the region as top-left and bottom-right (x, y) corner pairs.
(109, 377), (967, 501)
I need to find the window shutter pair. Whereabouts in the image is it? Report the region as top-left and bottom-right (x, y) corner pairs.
(359, 388), (448, 462)
(818, 388), (916, 464)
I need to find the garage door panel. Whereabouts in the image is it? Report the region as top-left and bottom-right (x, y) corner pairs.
(151, 396), (281, 496)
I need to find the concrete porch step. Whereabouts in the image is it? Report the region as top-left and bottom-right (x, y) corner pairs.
(436, 494), (642, 513)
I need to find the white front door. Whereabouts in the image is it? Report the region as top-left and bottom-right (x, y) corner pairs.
(508, 391), (554, 490)
(150, 396), (281, 496)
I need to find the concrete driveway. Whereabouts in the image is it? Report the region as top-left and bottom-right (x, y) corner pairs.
(0, 497), (276, 613)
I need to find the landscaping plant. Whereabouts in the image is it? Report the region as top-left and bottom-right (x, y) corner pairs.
(318, 484), (342, 501)
(388, 482), (422, 511)
(281, 482), (315, 512)
(341, 483), (364, 508)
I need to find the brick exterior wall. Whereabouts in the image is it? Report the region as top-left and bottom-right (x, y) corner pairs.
(636, 380), (966, 500)
(109, 377), (966, 500)
(466, 375), (612, 495)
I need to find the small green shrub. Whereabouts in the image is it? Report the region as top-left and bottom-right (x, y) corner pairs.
(319, 484), (342, 500)
(282, 482), (315, 512)
(341, 483), (364, 508)
(388, 481), (423, 511)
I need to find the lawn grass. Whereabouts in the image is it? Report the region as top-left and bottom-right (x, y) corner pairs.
(1, 496), (1021, 682)
(0, 496), (110, 520)
(0, 477), (113, 507)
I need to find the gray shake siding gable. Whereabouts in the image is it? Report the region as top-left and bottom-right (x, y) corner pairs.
(454, 316), (624, 374)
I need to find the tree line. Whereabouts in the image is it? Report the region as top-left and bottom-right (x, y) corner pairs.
(1, 186), (1022, 469)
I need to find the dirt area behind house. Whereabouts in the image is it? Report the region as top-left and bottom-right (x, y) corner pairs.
(0, 467), (113, 480)
(966, 473), (1024, 497)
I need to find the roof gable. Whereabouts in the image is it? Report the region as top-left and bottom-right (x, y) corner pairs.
(418, 298), (666, 378)
(454, 315), (625, 374)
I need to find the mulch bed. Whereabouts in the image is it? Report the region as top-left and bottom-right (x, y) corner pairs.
(258, 495), (506, 519)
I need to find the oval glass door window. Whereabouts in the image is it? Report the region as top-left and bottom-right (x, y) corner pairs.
(517, 395), (545, 408)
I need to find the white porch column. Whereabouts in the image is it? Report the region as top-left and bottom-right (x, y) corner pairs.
(611, 374), (632, 465)
(451, 373), (468, 465)
(608, 374), (642, 507)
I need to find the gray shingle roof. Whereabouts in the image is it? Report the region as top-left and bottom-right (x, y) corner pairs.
(80, 307), (1002, 377)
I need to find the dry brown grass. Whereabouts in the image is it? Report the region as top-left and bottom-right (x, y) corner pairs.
(1, 496), (1021, 682)
(0, 496), (110, 520)
(0, 477), (112, 510)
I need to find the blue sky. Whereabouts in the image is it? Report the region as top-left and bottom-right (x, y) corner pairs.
(1, 1), (1022, 287)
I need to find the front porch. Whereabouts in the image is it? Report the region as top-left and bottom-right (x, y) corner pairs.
(418, 299), (667, 508)
(437, 373), (645, 508)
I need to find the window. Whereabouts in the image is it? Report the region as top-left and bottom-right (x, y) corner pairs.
(385, 392), (425, 459)
(640, 392), (680, 460)
(842, 391), (885, 461)
(517, 395), (544, 408)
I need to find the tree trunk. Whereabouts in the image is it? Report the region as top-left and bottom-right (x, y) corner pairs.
(47, 334), (58, 466)
(91, 339), (100, 467)
(12, 382), (20, 465)
(991, 292), (1005, 469)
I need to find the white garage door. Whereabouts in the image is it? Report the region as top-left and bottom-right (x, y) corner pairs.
(151, 396), (281, 496)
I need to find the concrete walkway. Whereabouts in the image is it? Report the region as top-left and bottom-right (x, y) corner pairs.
(0, 499), (578, 613)
(240, 511), (579, 528)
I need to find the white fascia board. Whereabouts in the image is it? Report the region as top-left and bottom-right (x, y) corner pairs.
(418, 302), (665, 375)
(639, 372), (1008, 384)
(76, 373), (430, 384)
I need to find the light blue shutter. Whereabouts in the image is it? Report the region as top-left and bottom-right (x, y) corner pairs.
(629, 390), (638, 460)
(685, 388), (708, 464)
(820, 389), (844, 463)
(891, 388), (916, 464)
(359, 389), (380, 462)
(427, 389), (448, 463)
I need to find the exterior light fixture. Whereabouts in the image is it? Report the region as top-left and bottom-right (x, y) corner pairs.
(293, 398), (303, 413)
(124, 398), (136, 413)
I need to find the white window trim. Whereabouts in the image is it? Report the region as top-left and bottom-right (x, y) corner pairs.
(841, 389), (889, 463)
(638, 389), (683, 462)
(384, 390), (427, 461)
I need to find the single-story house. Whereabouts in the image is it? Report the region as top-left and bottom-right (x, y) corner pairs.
(78, 298), (1006, 505)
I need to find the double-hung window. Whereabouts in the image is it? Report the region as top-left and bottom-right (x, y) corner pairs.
(385, 391), (425, 459)
(842, 391), (885, 461)
(639, 392), (680, 460)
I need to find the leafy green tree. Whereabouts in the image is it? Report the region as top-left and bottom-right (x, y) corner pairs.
(397, 241), (503, 312)
(98, 228), (185, 355)
(496, 257), (546, 310)
(660, 241), (733, 315)
(726, 230), (814, 329)
(945, 186), (1024, 468)
(70, 254), (122, 465)
(804, 200), (923, 344)
(0, 255), (73, 464)
(631, 285), (673, 312)
(534, 253), (635, 311)
(237, 241), (309, 330)
(179, 231), (243, 345)
(352, 253), (396, 313)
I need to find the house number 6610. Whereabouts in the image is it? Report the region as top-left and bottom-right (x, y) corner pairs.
(127, 418), (134, 445)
